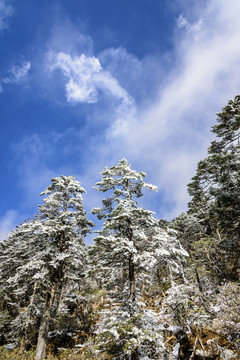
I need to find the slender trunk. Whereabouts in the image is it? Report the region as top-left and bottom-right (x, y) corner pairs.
(216, 228), (222, 241)
(189, 336), (199, 360)
(168, 266), (174, 287)
(127, 218), (136, 302)
(131, 347), (139, 360)
(194, 266), (203, 293)
(129, 253), (136, 301)
(181, 268), (188, 284)
(56, 281), (68, 316)
(35, 284), (56, 360)
(19, 337), (25, 354)
(20, 281), (38, 353)
(27, 281), (38, 321)
(189, 252), (202, 291)
(204, 247), (213, 267)
(156, 267), (161, 285)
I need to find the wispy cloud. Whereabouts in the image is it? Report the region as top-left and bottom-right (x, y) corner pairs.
(47, 51), (136, 135)
(176, 14), (189, 30)
(2, 61), (31, 84)
(176, 14), (202, 33)
(0, 0), (14, 31)
(1, 59), (31, 92)
(114, 0), (240, 217)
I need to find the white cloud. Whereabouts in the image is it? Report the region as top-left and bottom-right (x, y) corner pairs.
(0, 60), (31, 93)
(0, 210), (17, 240)
(112, 0), (240, 218)
(47, 51), (136, 135)
(0, 0), (14, 31)
(48, 52), (101, 103)
(2, 60), (31, 84)
(176, 14), (189, 29)
(47, 52), (133, 105)
(176, 14), (203, 33)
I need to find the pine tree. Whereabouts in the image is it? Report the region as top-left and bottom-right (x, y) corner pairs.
(188, 95), (240, 280)
(89, 159), (188, 359)
(171, 213), (213, 289)
(95, 301), (165, 360)
(1, 176), (94, 359)
(0, 220), (45, 349)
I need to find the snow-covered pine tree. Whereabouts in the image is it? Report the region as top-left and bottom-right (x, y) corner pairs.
(96, 301), (165, 360)
(35, 175), (95, 360)
(0, 219), (47, 349)
(89, 159), (188, 359)
(188, 95), (240, 280)
(0, 233), (28, 346)
(2, 176), (94, 360)
(171, 213), (205, 289)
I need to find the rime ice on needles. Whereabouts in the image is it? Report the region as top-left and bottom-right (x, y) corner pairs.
(0, 176), (94, 359)
(96, 301), (166, 360)
(89, 159), (188, 359)
(90, 158), (187, 302)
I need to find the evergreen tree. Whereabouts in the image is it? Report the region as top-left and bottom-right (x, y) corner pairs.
(89, 159), (188, 359)
(1, 176), (94, 359)
(172, 214), (199, 278)
(188, 95), (240, 280)
(95, 301), (165, 360)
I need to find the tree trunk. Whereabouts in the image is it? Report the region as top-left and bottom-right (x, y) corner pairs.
(131, 347), (139, 360)
(127, 218), (136, 302)
(56, 282), (67, 316)
(194, 266), (203, 293)
(156, 267), (161, 285)
(129, 253), (136, 301)
(35, 284), (56, 360)
(20, 281), (38, 353)
(57, 283), (65, 316)
(216, 228), (222, 241)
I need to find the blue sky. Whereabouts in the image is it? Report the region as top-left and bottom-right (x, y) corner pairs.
(1, 0), (240, 241)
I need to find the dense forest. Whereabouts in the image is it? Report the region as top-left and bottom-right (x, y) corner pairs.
(0, 96), (240, 360)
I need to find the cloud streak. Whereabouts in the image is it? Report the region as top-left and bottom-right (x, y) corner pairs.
(109, 0), (240, 218)
(0, 0), (14, 31)
(1, 60), (31, 92)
